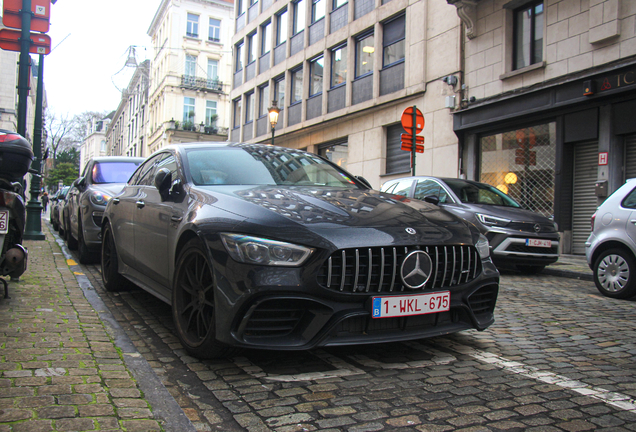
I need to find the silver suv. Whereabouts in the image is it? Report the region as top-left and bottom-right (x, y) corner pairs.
(586, 179), (636, 299)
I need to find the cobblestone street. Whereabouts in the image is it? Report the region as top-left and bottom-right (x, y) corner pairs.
(2, 222), (636, 431)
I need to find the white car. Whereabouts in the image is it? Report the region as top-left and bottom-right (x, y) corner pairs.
(586, 179), (636, 299)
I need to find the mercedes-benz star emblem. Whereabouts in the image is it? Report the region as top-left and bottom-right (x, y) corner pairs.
(534, 224), (541, 233)
(400, 250), (433, 289)
(405, 228), (417, 235)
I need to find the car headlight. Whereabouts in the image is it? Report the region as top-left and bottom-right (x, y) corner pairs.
(475, 234), (490, 259)
(89, 191), (112, 206)
(221, 233), (314, 266)
(476, 213), (511, 227)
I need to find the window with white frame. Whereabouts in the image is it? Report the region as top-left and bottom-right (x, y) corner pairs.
(513, 0), (544, 70)
(333, 0), (346, 9)
(187, 13), (199, 37)
(382, 14), (405, 67)
(185, 54), (197, 77)
(206, 101), (217, 126)
(183, 97), (195, 123)
(208, 18), (221, 42)
(207, 59), (218, 81)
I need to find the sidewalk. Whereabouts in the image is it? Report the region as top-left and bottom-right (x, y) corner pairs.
(543, 254), (593, 281)
(0, 222), (194, 432)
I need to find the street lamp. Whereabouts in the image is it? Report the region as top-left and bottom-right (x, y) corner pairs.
(268, 101), (280, 146)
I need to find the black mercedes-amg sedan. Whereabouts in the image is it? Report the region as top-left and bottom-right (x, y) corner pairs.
(102, 143), (499, 358)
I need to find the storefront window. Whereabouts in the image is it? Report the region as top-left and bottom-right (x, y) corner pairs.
(479, 122), (556, 217)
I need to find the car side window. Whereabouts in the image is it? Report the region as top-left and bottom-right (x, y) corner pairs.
(391, 179), (415, 197)
(622, 186), (636, 209)
(414, 180), (448, 203)
(156, 154), (178, 182)
(135, 155), (163, 186)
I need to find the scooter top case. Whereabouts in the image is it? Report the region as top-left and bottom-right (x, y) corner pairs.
(0, 130), (34, 182)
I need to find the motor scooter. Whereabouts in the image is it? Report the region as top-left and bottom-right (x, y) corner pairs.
(0, 130), (34, 298)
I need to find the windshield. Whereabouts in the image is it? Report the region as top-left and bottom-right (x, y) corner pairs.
(444, 179), (521, 208)
(186, 146), (359, 188)
(92, 161), (142, 184)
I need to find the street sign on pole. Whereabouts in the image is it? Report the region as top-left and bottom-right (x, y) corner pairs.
(401, 106), (424, 134)
(2, 0), (51, 33)
(0, 29), (51, 55)
(400, 134), (424, 152)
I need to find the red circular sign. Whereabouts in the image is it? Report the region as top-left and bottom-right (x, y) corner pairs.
(401, 107), (424, 134)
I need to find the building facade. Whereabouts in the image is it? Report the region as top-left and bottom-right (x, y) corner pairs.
(229, 0), (465, 189)
(106, 60), (150, 159)
(145, 0), (235, 155)
(448, 0), (636, 254)
(80, 117), (111, 169)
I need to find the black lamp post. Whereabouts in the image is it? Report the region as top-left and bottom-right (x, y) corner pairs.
(268, 101), (280, 146)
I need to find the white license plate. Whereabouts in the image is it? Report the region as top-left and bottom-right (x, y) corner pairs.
(372, 291), (450, 319)
(0, 210), (8, 234)
(526, 239), (552, 248)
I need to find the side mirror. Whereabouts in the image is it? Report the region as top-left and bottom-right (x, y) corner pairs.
(355, 176), (372, 189)
(424, 195), (440, 206)
(154, 168), (172, 198)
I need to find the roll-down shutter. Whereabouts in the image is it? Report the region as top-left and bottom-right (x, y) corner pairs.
(572, 142), (598, 255)
(624, 135), (636, 181)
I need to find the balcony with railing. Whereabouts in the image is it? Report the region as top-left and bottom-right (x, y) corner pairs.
(180, 75), (225, 93)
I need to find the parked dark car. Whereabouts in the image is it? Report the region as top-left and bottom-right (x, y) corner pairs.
(381, 176), (560, 274)
(102, 143), (499, 358)
(49, 186), (70, 232)
(586, 179), (636, 299)
(64, 156), (143, 264)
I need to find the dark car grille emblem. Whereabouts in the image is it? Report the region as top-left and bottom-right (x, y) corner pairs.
(534, 224), (541, 233)
(400, 251), (433, 289)
(405, 228), (416, 235)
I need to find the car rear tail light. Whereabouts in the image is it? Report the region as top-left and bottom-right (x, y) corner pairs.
(0, 132), (22, 142)
(0, 190), (16, 207)
(591, 212), (596, 231)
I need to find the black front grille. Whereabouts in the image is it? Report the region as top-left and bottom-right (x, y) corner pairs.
(467, 285), (498, 315)
(243, 299), (307, 337)
(317, 245), (481, 294)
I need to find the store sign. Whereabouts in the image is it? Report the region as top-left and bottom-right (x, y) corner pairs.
(595, 70), (635, 93)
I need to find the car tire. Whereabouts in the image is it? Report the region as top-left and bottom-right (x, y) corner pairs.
(593, 249), (636, 299)
(78, 220), (97, 264)
(101, 223), (131, 292)
(172, 238), (236, 359)
(516, 265), (545, 275)
(66, 220), (78, 250)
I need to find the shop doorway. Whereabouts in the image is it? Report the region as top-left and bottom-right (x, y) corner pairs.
(571, 141), (598, 255)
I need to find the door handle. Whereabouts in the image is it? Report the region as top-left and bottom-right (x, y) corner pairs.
(171, 216), (183, 223)
(136, 200), (145, 208)
(112, 198), (120, 204)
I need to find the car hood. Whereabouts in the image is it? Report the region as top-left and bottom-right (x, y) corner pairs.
(455, 203), (552, 222)
(91, 183), (128, 197)
(194, 185), (477, 249)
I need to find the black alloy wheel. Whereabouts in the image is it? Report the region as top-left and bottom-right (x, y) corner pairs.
(172, 238), (234, 359)
(593, 248), (636, 299)
(101, 223), (131, 292)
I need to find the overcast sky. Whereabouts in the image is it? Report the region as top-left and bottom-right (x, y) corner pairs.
(3, 0), (163, 117)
